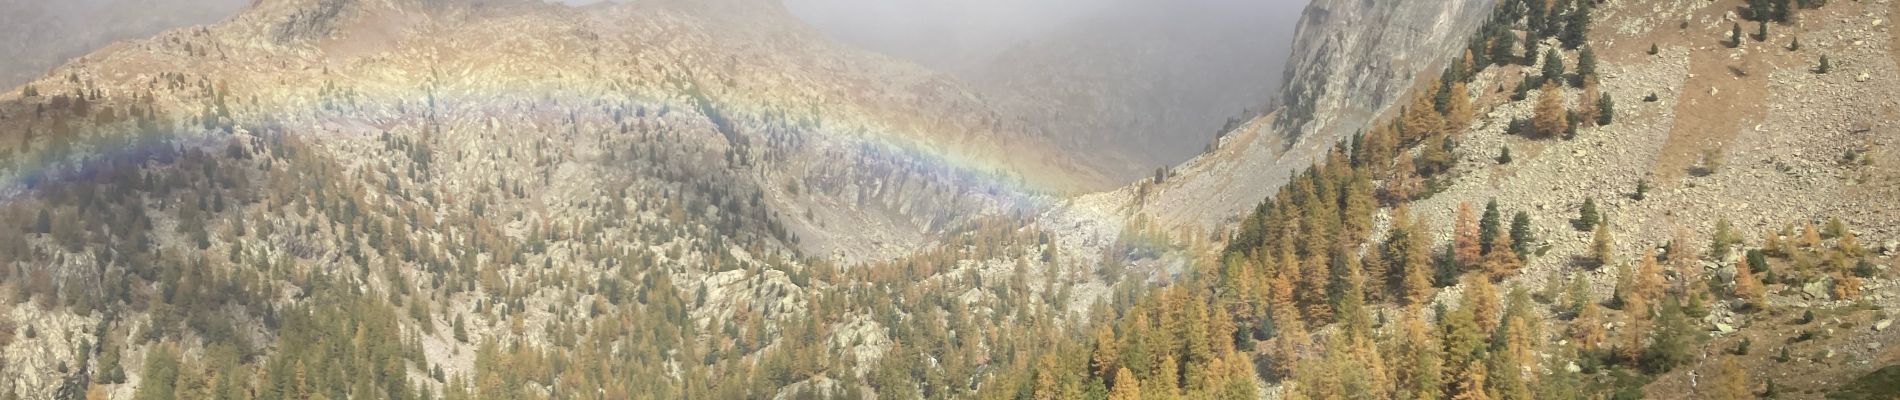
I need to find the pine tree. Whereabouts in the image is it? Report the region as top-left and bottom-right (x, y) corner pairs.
(1562, 0), (1592, 49)
(1817, 55), (1831, 73)
(1644, 298), (1696, 372)
(135, 345), (181, 400)
(1730, 23), (1744, 48)
(1596, 92), (1614, 125)
(1577, 198), (1600, 231)
(1789, 37), (1801, 51)
(1712, 219), (1740, 260)
(1479, 200), (1502, 255)
(1647, 43), (1660, 55)
(1540, 49), (1566, 83)
(1509, 211), (1533, 259)
(1491, 30), (1518, 67)
(1576, 46), (1598, 83)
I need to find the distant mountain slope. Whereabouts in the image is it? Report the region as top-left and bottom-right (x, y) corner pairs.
(0, 0), (247, 89)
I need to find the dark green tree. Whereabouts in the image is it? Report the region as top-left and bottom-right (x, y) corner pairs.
(1562, 0), (1592, 49)
(1479, 199), (1503, 255)
(1510, 211), (1534, 259)
(1542, 49), (1566, 83)
(1577, 198), (1600, 231)
(1596, 92), (1615, 125)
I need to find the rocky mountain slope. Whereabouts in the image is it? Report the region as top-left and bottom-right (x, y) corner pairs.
(0, 0), (1110, 397)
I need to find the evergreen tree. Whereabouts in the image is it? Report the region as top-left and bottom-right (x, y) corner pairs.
(135, 345), (181, 400)
(1497, 146), (1513, 164)
(1596, 92), (1614, 125)
(1540, 49), (1566, 83)
(1576, 46), (1598, 84)
(1817, 55), (1832, 73)
(1562, 0), (1592, 49)
(1730, 23), (1744, 47)
(1491, 30), (1518, 67)
(1509, 211), (1533, 260)
(1576, 198), (1600, 231)
(1643, 297), (1697, 373)
(1479, 200), (1503, 255)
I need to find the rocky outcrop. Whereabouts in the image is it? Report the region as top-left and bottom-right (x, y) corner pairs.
(1092, 0), (1495, 234)
(1276, 0), (1496, 142)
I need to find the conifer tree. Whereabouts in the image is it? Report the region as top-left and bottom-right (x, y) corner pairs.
(1571, 301), (1606, 352)
(1714, 357), (1752, 400)
(1483, 233), (1523, 281)
(1456, 203), (1484, 267)
(1509, 211), (1533, 259)
(1577, 198), (1600, 231)
(1817, 55), (1832, 73)
(1109, 367), (1142, 400)
(1446, 81), (1476, 132)
(1532, 82), (1567, 139)
(1730, 23), (1744, 47)
(1591, 219), (1615, 268)
(1596, 92), (1614, 125)
(1644, 298), (1696, 372)
(1562, 0), (1592, 49)
(1631, 248), (1665, 314)
(1404, 84), (1447, 142)
(1403, 218), (1437, 305)
(1540, 49), (1566, 83)
(1479, 200), (1503, 255)
(1398, 311), (1443, 400)
(1449, 360), (1492, 400)
(1466, 275), (1502, 335)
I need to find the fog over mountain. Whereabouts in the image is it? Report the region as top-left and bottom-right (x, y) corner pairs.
(783, 0), (1310, 172)
(0, 0), (248, 89)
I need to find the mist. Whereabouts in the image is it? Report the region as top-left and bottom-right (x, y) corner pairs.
(0, 0), (249, 89)
(782, 0), (1313, 172)
(783, 0), (1308, 72)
